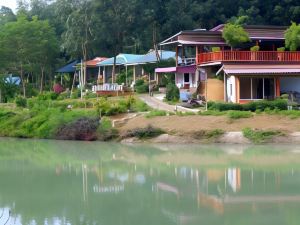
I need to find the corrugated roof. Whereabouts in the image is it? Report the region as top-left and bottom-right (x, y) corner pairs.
(97, 51), (176, 66)
(97, 54), (142, 66)
(222, 64), (300, 75)
(56, 60), (80, 73)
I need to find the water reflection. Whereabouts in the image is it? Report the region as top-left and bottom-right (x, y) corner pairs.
(0, 139), (300, 224)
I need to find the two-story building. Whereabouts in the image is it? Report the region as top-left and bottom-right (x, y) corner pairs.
(158, 25), (300, 103)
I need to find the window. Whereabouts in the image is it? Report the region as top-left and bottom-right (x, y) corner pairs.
(240, 77), (275, 100)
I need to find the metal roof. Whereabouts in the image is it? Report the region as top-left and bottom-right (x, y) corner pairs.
(56, 60), (80, 73)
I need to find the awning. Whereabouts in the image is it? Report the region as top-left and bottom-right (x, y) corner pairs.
(155, 65), (196, 74)
(155, 67), (176, 73)
(221, 64), (300, 75)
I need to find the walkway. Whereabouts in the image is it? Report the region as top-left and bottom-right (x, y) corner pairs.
(138, 94), (199, 113)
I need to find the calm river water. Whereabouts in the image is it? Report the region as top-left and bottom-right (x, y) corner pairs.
(0, 138), (300, 225)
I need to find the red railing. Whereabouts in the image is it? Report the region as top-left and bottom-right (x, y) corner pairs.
(198, 51), (300, 64)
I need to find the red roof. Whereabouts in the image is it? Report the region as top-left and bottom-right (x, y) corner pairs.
(85, 57), (108, 67)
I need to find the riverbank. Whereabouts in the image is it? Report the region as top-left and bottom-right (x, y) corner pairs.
(1, 94), (300, 144)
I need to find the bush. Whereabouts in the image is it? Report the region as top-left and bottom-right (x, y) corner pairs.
(227, 111), (252, 119)
(15, 96), (27, 108)
(243, 128), (282, 143)
(53, 83), (64, 94)
(37, 92), (59, 100)
(145, 110), (167, 118)
(124, 125), (164, 139)
(56, 117), (99, 141)
(71, 89), (81, 99)
(135, 79), (149, 94)
(166, 83), (179, 101)
(97, 117), (119, 141)
(208, 99), (287, 112)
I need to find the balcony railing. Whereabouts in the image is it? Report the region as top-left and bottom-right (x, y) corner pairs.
(198, 51), (300, 64)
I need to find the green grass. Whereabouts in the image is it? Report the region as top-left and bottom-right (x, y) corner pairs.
(145, 110), (167, 118)
(242, 127), (283, 143)
(192, 129), (225, 140)
(227, 110), (253, 119)
(124, 125), (165, 139)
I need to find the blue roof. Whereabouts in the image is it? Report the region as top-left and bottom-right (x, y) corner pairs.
(135, 50), (176, 64)
(56, 60), (80, 73)
(97, 54), (142, 66)
(97, 50), (176, 66)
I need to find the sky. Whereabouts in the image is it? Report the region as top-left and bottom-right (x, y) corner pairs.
(0, 0), (17, 12)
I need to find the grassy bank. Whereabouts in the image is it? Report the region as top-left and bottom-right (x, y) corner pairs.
(0, 95), (149, 141)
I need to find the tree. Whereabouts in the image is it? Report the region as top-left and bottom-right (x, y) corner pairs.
(285, 22), (300, 51)
(0, 6), (16, 26)
(0, 15), (59, 96)
(222, 17), (250, 49)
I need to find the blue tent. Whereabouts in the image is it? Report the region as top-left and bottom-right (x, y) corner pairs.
(56, 60), (80, 73)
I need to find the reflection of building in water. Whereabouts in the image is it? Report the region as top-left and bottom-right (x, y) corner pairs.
(93, 184), (125, 193)
(227, 168), (241, 192)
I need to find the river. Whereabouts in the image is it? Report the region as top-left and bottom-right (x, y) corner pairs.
(0, 138), (300, 225)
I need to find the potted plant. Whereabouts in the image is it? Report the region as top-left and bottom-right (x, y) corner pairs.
(277, 47), (285, 61)
(250, 45), (260, 60)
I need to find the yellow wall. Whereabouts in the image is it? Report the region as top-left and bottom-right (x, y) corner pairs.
(199, 79), (224, 102)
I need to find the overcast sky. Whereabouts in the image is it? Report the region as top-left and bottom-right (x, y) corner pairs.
(0, 0), (17, 12)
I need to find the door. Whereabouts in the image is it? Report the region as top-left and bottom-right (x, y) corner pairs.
(184, 73), (190, 89)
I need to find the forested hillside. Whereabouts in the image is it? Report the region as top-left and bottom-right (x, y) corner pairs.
(0, 0), (299, 96)
(5, 0), (300, 58)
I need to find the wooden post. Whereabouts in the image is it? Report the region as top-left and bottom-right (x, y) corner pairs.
(133, 65), (136, 83)
(224, 72), (227, 102)
(276, 77), (281, 97)
(103, 66), (106, 83)
(176, 46), (178, 67)
(235, 76), (240, 103)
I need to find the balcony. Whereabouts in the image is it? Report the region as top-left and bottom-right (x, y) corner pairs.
(197, 51), (300, 64)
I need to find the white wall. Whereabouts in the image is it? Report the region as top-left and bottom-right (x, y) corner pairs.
(175, 73), (196, 88)
(280, 77), (300, 93)
(226, 75), (236, 103)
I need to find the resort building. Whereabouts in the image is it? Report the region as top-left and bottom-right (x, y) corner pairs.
(159, 25), (300, 103)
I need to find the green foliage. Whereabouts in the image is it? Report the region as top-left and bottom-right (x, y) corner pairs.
(37, 92), (59, 100)
(243, 128), (283, 143)
(135, 79), (149, 94)
(250, 45), (260, 51)
(208, 99), (288, 112)
(285, 22), (300, 51)
(145, 110), (167, 118)
(124, 125), (164, 139)
(222, 22), (250, 48)
(227, 111), (253, 119)
(192, 129), (225, 140)
(15, 96), (27, 108)
(277, 47), (285, 52)
(166, 83), (179, 101)
(212, 47), (221, 52)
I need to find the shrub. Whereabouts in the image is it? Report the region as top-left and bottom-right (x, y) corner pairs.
(145, 110), (167, 118)
(37, 92), (59, 100)
(15, 96), (27, 108)
(135, 79), (149, 94)
(166, 83), (179, 101)
(243, 128), (282, 143)
(208, 99), (287, 112)
(227, 111), (252, 119)
(192, 129), (225, 139)
(124, 125), (164, 139)
(56, 117), (99, 141)
(71, 89), (81, 99)
(97, 117), (119, 141)
(53, 83), (64, 94)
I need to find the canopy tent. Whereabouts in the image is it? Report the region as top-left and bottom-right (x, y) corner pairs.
(56, 60), (80, 73)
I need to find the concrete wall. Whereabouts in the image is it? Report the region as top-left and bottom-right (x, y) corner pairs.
(175, 73), (197, 89)
(280, 77), (300, 93)
(226, 75), (236, 103)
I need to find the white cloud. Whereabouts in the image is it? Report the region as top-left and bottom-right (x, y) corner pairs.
(0, 0), (17, 12)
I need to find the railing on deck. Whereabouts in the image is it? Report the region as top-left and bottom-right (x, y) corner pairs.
(198, 51), (300, 64)
(92, 83), (123, 93)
